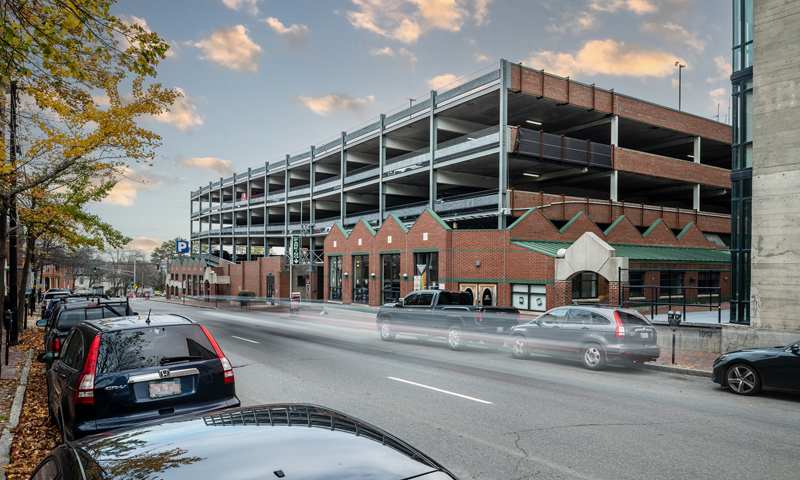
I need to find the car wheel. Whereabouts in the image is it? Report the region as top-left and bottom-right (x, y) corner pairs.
(726, 363), (762, 396)
(46, 383), (56, 426)
(510, 335), (529, 359)
(447, 325), (464, 351)
(379, 319), (396, 341)
(581, 344), (606, 370)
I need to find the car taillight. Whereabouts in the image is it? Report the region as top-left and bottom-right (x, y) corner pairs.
(51, 337), (61, 353)
(76, 334), (102, 405)
(476, 310), (483, 323)
(613, 311), (626, 338)
(200, 325), (234, 384)
(517, 311), (520, 323)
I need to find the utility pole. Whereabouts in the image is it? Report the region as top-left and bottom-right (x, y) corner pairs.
(675, 62), (686, 111)
(8, 83), (18, 345)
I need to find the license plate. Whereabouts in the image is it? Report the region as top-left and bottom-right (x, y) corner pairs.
(640, 332), (650, 339)
(149, 379), (181, 399)
(496, 327), (505, 333)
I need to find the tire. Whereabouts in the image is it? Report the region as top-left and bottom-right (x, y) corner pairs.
(46, 383), (56, 426)
(581, 344), (606, 370)
(379, 319), (396, 341)
(510, 335), (530, 359)
(726, 363), (762, 396)
(447, 324), (465, 351)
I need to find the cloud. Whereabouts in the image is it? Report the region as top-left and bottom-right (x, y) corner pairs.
(474, 0), (493, 25)
(153, 88), (203, 133)
(589, 0), (657, 14)
(709, 87), (727, 109)
(428, 73), (461, 89)
(370, 47), (418, 70)
(262, 17), (311, 52)
(526, 39), (684, 78)
(173, 157), (234, 174)
(345, 0), (470, 44)
(296, 94), (375, 116)
(473, 52), (490, 62)
(641, 22), (705, 53)
(105, 167), (163, 206)
(546, 11), (598, 34)
(127, 237), (162, 253)
(706, 55), (732, 82)
(190, 25), (261, 73)
(117, 15), (176, 58)
(222, 0), (260, 15)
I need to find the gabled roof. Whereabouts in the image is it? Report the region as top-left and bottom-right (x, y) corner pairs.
(510, 239), (731, 263)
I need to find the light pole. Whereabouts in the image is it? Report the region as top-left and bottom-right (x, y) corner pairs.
(675, 61), (686, 111)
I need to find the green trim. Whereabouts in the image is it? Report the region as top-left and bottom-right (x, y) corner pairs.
(333, 222), (349, 239)
(507, 207), (539, 230)
(559, 211), (601, 234)
(441, 278), (554, 285)
(379, 249), (402, 254)
(326, 253), (343, 257)
(323, 275), (329, 278)
(511, 239), (731, 263)
(351, 251), (370, 256)
(400, 277), (413, 281)
(358, 218), (377, 236)
(412, 248), (439, 253)
(603, 215), (628, 236)
(423, 207), (452, 231)
(278, 270), (290, 273)
(642, 219), (677, 240)
(385, 213), (409, 233)
(676, 222), (696, 240)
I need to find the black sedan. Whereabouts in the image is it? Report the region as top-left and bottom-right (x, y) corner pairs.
(29, 404), (458, 480)
(712, 340), (800, 395)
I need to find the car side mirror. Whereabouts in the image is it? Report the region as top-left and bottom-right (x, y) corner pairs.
(395, 302), (404, 308)
(792, 344), (799, 355)
(36, 319), (47, 328)
(37, 352), (55, 363)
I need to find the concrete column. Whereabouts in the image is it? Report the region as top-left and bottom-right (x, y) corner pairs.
(429, 90), (438, 209)
(284, 155), (290, 236)
(340, 131), (347, 223)
(693, 136), (701, 211)
(610, 115), (620, 202)
(378, 115), (386, 225)
(498, 60), (509, 229)
(309, 146), (316, 233)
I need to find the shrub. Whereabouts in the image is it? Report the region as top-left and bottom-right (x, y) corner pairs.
(237, 290), (256, 297)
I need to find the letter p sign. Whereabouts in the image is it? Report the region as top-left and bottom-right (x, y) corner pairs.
(176, 241), (190, 254)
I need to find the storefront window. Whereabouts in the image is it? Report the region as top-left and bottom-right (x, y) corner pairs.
(413, 252), (438, 289)
(382, 254), (401, 305)
(353, 255), (369, 304)
(512, 284), (547, 312)
(698, 272), (720, 296)
(329, 256), (342, 301)
(572, 272), (597, 299)
(659, 271), (684, 296)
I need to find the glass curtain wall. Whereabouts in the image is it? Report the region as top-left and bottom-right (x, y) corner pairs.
(382, 254), (401, 305)
(352, 255), (369, 304)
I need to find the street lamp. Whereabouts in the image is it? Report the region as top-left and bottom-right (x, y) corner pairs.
(675, 61), (686, 111)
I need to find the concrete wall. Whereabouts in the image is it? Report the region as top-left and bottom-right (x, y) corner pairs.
(750, 0), (800, 333)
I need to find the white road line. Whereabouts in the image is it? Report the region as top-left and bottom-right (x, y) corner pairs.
(231, 335), (260, 344)
(388, 377), (493, 404)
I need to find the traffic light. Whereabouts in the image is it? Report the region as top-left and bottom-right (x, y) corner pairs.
(130, 280), (134, 286)
(93, 266), (97, 273)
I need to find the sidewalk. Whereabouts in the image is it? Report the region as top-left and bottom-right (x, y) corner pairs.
(647, 349), (718, 372)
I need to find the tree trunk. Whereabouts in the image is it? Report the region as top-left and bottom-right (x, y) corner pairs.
(17, 230), (34, 329)
(0, 202), (8, 317)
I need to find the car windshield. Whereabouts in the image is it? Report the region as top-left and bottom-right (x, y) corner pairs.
(95, 325), (217, 374)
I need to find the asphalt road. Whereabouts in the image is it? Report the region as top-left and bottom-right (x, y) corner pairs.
(137, 299), (800, 480)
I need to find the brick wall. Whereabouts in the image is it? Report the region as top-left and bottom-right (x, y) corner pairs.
(614, 147), (732, 189)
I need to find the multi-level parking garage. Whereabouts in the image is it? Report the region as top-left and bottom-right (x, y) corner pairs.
(190, 59), (732, 268)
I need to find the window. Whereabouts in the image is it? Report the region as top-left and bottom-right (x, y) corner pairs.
(591, 312), (611, 325)
(403, 293), (419, 306)
(60, 331), (84, 368)
(628, 271), (645, 298)
(572, 273), (598, 299)
(660, 272), (684, 296)
(438, 291), (473, 306)
(382, 254), (401, 305)
(413, 252), (438, 289)
(296, 275), (305, 288)
(566, 309), (592, 324)
(537, 309), (567, 325)
(352, 255), (369, 304)
(698, 272), (720, 296)
(95, 326), (217, 374)
(732, 0), (753, 72)
(512, 284), (546, 311)
(417, 293), (434, 306)
(329, 256), (342, 301)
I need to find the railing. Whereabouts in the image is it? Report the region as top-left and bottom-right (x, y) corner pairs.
(221, 227), (233, 235)
(345, 120), (381, 144)
(344, 165), (380, 185)
(249, 193), (265, 205)
(289, 151), (311, 164)
(266, 225), (284, 233)
(208, 228), (220, 235)
(269, 159), (287, 171)
(266, 190), (285, 203)
(315, 137), (342, 157)
(288, 185), (311, 198)
(222, 176), (234, 185)
(513, 127), (613, 169)
(221, 200), (234, 210)
(435, 126), (500, 162)
(234, 226), (249, 234)
(314, 175), (342, 194)
(386, 201), (427, 219)
(384, 99), (431, 128)
(436, 68), (501, 106)
(249, 225), (265, 234)
(384, 147), (431, 175)
(434, 191), (497, 213)
(251, 166), (266, 175)
(344, 211), (380, 225)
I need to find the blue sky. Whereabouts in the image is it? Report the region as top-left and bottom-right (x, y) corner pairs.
(94, 0), (733, 253)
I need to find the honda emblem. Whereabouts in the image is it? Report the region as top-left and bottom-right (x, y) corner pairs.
(159, 369), (170, 379)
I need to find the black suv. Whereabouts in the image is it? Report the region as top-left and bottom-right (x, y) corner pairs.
(37, 299), (134, 368)
(508, 306), (660, 370)
(37, 314), (240, 441)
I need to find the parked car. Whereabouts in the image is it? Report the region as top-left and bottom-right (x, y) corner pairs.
(37, 314), (240, 441)
(377, 289), (519, 350)
(28, 404), (458, 480)
(41, 291), (71, 318)
(508, 306), (660, 370)
(37, 298), (135, 369)
(711, 340), (800, 395)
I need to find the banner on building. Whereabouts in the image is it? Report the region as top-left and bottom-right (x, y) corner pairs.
(291, 236), (301, 265)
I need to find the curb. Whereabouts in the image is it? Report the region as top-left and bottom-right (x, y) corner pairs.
(0, 349), (34, 480)
(643, 363), (712, 378)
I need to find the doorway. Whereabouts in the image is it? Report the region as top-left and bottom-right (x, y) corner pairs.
(458, 283), (497, 306)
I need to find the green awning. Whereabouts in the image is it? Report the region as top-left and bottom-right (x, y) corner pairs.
(510, 240), (731, 264)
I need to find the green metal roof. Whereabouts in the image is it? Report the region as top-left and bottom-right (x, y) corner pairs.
(510, 240), (731, 263)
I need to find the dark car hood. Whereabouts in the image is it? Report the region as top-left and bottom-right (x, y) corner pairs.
(73, 404), (454, 480)
(724, 346), (786, 356)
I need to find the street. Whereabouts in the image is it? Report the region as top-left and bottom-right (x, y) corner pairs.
(135, 300), (800, 480)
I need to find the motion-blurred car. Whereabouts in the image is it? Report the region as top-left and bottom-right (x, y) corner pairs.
(711, 340), (800, 395)
(28, 404), (458, 480)
(37, 314), (239, 441)
(508, 306), (660, 370)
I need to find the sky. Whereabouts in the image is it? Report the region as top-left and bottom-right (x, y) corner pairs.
(93, 0), (733, 254)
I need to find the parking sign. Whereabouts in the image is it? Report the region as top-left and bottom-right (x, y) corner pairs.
(176, 241), (189, 254)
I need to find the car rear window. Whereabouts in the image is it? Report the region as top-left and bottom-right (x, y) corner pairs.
(56, 305), (129, 329)
(438, 291), (473, 305)
(95, 325), (218, 374)
(616, 311), (650, 325)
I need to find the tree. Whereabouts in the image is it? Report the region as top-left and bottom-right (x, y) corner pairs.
(151, 237), (187, 265)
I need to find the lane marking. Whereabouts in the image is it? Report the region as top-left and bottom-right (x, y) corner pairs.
(388, 377), (492, 404)
(231, 335), (260, 344)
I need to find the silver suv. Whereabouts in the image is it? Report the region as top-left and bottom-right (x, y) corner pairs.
(508, 306), (660, 370)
